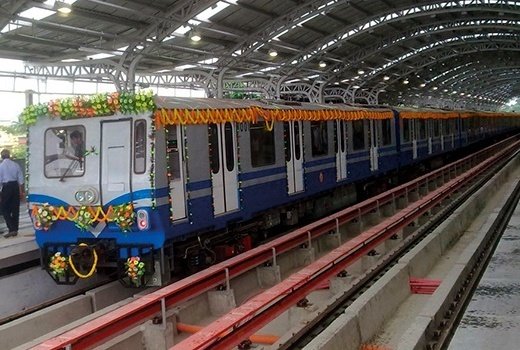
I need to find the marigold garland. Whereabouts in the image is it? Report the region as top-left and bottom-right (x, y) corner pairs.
(31, 203), (136, 232)
(125, 256), (145, 286)
(153, 106), (394, 128)
(49, 252), (68, 278)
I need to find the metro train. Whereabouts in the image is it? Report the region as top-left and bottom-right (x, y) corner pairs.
(22, 92), (518, 285)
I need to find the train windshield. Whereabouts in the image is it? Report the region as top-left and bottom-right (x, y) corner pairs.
(44, 126), (85, 178)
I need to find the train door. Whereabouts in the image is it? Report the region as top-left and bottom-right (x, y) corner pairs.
(167, 125), (187, 220)
(411, 119), (418, 159)
(209, 122), (239, 215)
(100, 119), (132, 205)
(335, 120), (347, 181)
(369, 120), (379, 171)
(284, 121), (304, 194)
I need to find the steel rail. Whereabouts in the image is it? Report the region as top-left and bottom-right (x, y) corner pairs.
(286, 146), (520, 349)
(30, 135), (518, 350)
(433, 172), (520, 349)
(171, 139), (520, 350)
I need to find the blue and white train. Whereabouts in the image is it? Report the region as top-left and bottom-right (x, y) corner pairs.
(25, 96), (518, 285)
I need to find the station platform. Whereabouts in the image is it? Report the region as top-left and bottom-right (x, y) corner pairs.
(448, 200), (520, 349)
(0, 205), (38, 271)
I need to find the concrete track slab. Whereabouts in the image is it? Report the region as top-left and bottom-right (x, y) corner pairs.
(448, 203), (520, 350)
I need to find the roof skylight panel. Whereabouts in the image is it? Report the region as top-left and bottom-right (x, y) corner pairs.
(195, 1), (231, 21)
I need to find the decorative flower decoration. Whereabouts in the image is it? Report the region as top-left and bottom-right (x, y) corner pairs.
(31, 202), (137, 233)
(49, 252), (68, 278)
(34, 203), (58, 230)
(125, 256), (145, 286)
(74, 205), (94, 231)
(20, 102), (49, 125)
(19, 90), (155, 125)
(110, 203), (135, 232)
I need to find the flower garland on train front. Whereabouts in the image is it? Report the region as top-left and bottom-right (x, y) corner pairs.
(32, 203), (135, 232)
(19, 90), (155, 125)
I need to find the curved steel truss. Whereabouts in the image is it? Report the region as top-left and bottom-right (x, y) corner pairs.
(1, 0), (518, 110)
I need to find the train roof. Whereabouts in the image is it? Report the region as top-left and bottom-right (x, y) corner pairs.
(154, 96), (392, 113)
(20, 92), (519, 127)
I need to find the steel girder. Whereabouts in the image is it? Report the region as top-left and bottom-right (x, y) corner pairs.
(0, 0), (33, 30)
(222, 78), (277, 99)
(278, 82), (324, 103)
(445, 68), (520, 92)
(282, 0), (520, 76)
(363, 40), (520, 88)
(22, 61), (127, 92)
(322, 87), (381, 104)
(321, 17), (520, 84)
(135, 70), (216, 97)
(214, 0), (346, 70)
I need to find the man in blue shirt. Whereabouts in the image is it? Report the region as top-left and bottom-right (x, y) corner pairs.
(0, 149), (24, 238)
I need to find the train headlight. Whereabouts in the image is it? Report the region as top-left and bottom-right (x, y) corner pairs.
(137, 209), (149, 230)
(75, 187), (98, 205)
(75, 191), (85, 203)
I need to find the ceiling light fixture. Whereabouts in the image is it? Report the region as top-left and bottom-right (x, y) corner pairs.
(319, 60), (327, 68)
(190, 31), (201, 42)
(268, 49), (278, 57)
(357, 69), (365, 75)
(420, 83), (426, 87)
(56, 2), (72, 14)
(383, 75), (390, 81)
(403, 79), (409, 84)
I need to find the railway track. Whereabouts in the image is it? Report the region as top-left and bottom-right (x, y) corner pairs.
(7, 135), (520, 350)
(172, 136), (520, 350)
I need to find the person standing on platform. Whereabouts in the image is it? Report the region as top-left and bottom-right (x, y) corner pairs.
(0, 149), (24, 238)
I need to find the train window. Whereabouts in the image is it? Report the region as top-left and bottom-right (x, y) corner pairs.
(417, 120), (426, 139)
(224, 122), (235, 171)
(433, 120), (440, 137)
(294, 122), (301, 160)
(402, 119), (410, 142)
(209, 124), (219, 174)
(311, 121), (328, 156)
(381, 119), (392, 146)
(250, 121), (275, 167)
(134, 120), (146, 174)
(166, 125), (181, 180)
(462, 118), (469, 134)
(44, 126), (85, 178)
(352, 120), (365, 150)
(442, 120), (450, 135)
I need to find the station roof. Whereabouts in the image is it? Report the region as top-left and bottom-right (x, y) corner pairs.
(1, 0), (519, 108)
